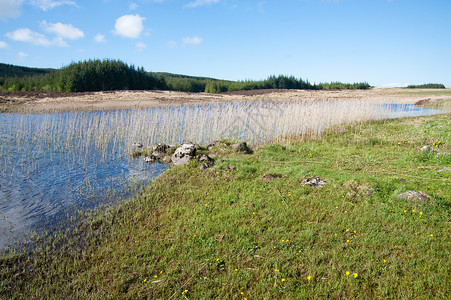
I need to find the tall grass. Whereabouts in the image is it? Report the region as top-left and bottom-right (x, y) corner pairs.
(0, 100), (436, 179)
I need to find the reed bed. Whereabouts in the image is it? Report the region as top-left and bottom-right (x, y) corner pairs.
(0, 99), (437, 178)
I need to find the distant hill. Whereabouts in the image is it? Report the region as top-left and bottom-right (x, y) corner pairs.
(0, 60), (372, 93)
(0, 63), (55, 77)
(152, 72), (222, 82)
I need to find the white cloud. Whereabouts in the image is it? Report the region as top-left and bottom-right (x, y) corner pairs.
(167, 41), (177, 48)
(0, 0), (24, 20)
(185, 0), (219, 8)
(30, 0), (77, 11)
(0, 41), (8, 49)
(136, 42), (146, 51)
(182, 36), (203, 45)
(129, 3), (138, 10)
(93, 34), (106, 43)
(18, 51), (28, 59)
(6, 28), (68, 47)
(6, 28), (52, 46)
(42, 21), (84, 40)
(113, 14), (145, 39)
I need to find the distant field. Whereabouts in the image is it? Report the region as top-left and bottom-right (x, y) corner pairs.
(399, 89), (451, 96)
(1, 88), (451, 114)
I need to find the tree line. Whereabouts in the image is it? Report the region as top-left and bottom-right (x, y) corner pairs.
(0, 60), (372, 93)
(406, 83), (446, 89)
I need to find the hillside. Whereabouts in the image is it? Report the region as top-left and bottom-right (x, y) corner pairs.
(0, 63), (55, 77)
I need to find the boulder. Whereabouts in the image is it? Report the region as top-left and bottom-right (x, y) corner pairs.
(396, 190), (430, 202)
(152, 144), (171, 159)
(171, 144), (196, 166)
(301, 177), (326, 189)
(197, 154), (213, 163)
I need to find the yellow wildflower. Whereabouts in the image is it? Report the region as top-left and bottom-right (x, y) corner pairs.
(307, 276), (312, 281)
(353, 273), (358, 278)
(346, 271), (350, 275)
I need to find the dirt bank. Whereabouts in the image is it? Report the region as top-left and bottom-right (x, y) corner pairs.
(0, 88), (449, 114)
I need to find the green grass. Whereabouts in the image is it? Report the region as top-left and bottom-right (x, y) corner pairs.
(400, 90), (451, 96)
(1, 114), (450, 299)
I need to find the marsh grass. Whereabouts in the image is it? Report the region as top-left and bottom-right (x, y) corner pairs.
(1, 113), (449, 299)
(0, 99), (430, 179)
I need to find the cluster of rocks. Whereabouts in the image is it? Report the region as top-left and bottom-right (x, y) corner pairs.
(133, 141), (251, 171)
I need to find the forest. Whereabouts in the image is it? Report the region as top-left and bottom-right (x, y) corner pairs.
(406, 83), (446, 89)
(0, 59), (371, 93)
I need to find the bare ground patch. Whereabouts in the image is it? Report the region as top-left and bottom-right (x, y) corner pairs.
(0, 88), (449, 114)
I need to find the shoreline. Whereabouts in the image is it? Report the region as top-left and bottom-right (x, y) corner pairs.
(1, 113), (449, 298)
(1, 88), (450, 114)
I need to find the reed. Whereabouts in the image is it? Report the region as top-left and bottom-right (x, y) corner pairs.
(0, 100), (436, 179)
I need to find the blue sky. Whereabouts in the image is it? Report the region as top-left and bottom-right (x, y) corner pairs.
(1, 0), (450, 87)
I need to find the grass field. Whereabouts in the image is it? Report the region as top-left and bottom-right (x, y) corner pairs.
(1, 113), (450, 299)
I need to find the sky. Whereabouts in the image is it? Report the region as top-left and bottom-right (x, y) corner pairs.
(0, 0), (450, 87)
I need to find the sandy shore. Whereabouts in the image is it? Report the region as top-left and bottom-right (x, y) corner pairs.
(0, 88), (449, 113)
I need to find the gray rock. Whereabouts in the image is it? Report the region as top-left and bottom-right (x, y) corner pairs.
(199, 162), (214, 170)
(231, 142), (252, 154)
(301, 177), (326, 188)
(396, 190), (430, 202)
(197, 154), (213, 162)
(419, 146), (431, 152)
(152, 144), (171, 159)
(144, 155), (157, 163)
(171, 143), (196, 165)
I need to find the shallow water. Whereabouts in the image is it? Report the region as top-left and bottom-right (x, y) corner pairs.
(0, 101), (443, 251)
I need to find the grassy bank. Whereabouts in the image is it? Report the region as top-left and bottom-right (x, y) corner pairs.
(1, 114), (450, 299)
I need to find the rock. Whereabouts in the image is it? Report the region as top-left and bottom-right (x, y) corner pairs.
(301, 177), (326, 189)
(144, 155), (157, 163)
(207, 141), (252, 154)
(419, 146), (431, 152)
(171, 143), (196, 166)
(396, 190), (430, 202)
(199, 162), (214, 170)
(231, 142), (253, 154)
(152, 144), (171, 159)
(197, 154), (213, 162)
(132, 142), (143, 148)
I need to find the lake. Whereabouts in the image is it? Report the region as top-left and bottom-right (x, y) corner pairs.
(0, 100), (443, 251)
